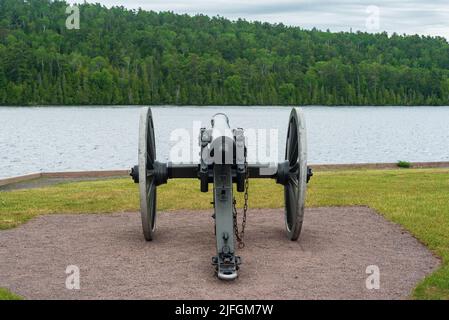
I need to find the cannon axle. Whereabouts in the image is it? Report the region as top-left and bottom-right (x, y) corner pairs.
(131, 162), (312, 185)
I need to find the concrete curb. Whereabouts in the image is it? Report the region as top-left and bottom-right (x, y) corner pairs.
(0, 173), (43, 187)
(0, 170), (129, 187)
(311, 161), (449, 171)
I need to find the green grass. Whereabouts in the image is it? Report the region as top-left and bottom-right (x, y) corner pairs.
(0, 288), (22, 300)
(1, 168), (448, 299)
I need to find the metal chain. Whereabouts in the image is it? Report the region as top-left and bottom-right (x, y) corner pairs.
(233, 153), (249, 249)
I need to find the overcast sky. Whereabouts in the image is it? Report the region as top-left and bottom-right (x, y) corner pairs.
(68, 0), (449, 39)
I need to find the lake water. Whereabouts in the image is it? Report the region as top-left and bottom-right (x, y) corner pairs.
(1, 106), (449, 179)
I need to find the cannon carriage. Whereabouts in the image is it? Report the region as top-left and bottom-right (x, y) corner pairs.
(130, 107), (312, 280)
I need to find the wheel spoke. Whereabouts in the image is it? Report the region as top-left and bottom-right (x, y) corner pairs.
(289, 161), (299, 173)
(286, 183), (297, 227)
(289, 130), (298, 164)
(148, 143), (155, 162)
(287, 118), (298, 165)
(147, 138), (155, 162)
(288, 120), (297, 156)
(289, 179), (299, 198)
(285, 125), (292, 159)
(147, 179), (155, 199)
(289, 136), (298, 164)
(290, 176), (299, 188)
(151, 190), (156, 228)
(148, 117), (156, 162)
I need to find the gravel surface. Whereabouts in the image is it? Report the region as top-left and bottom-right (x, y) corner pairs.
(0, 207), (439, 300)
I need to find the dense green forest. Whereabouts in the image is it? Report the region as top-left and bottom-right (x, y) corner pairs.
(1, 0), (449, 106)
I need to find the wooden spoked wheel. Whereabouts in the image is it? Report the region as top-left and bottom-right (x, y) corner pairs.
(138, 107), (157, 241)
(284, 107), (308, 241)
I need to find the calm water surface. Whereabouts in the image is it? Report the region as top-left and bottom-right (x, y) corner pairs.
(1, 106), (448, 179)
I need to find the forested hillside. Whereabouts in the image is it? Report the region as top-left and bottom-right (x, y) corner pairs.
(1, 0), (449, 106)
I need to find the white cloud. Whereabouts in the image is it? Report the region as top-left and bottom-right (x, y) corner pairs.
(67, 0), (449, 38)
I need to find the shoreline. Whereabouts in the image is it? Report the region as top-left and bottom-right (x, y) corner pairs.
(1, 161), (449, 189)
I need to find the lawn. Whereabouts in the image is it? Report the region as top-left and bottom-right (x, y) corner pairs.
(0, 168), (448, 299)
(0, 288), (22, 300)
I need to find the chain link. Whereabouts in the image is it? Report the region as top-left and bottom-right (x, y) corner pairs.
(233, 152), (249, 249)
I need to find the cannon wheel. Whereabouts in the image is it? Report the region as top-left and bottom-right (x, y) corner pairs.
(138, 107), (157, 241)
(284, 107), (307, 241)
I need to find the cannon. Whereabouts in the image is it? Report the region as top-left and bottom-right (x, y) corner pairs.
(130, 107), (313, 280)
